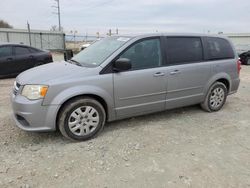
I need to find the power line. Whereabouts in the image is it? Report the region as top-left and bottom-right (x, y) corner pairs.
(92, 0), (115, 8)
(81, 0), (115, 11)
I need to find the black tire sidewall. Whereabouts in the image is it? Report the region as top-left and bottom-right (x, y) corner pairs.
(247, 58), (250, 65)
(207, 83), (227, 112)
(62, 99), (105, 141)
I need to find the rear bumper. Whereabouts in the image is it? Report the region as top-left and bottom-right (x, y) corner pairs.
(11, 94), (59, 132)
(229, 78), (240, 95)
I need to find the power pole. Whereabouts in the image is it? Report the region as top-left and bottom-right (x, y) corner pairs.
(70, 30), (77, 49)
(96, 32), (100, 38)
(27, 21), (32, 46)
(85, 31), (88, 42)
(52, 0), (62, 32)
(108, 29), (111, 36)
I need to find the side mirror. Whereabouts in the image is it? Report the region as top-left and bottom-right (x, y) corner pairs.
(113, 58), (131, 72)
(64, 49), (74, 61)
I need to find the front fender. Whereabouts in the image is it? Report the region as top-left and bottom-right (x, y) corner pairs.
(43, 85), (115, 121)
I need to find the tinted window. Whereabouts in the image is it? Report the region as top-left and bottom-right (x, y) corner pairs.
(29, 47), (39, 53)
(0, 46), (12, 57)
(120, 38), (162, 70)
(15, 46), (30, 55)
(205, 37), (234, 60)
(166, 37), (203, 64)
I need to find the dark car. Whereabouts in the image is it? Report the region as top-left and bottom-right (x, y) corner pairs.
(239, 51), (250, 65)
(0, 43), (53, 78)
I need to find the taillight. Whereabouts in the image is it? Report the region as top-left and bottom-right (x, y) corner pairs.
(237, 59), (241, 74)
(49, 52), (53, 60)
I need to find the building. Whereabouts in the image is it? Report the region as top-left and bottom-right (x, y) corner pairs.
(224, 33), (250, 53)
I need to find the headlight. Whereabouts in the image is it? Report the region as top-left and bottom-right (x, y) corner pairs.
(21, 85), (48, 100)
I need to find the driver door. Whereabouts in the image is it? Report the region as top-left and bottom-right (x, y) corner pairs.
(113, 37), (167, 119)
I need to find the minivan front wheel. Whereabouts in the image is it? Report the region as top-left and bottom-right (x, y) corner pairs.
(201, 82), (228, 112)
(58, 97), (106, 141)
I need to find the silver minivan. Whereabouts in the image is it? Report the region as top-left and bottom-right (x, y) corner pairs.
(11, 33), (241, 141)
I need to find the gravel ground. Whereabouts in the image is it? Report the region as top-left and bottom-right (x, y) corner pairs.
(51, 52), (64, 62)
(0, 66), (250, 188)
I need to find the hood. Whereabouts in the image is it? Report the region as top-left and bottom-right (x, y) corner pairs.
(16, 61), (91, 85)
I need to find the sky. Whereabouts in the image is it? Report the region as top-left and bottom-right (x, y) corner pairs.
(1, 0), (250, 36)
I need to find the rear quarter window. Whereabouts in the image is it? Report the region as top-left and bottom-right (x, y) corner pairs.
(29, 47), (40, 53)
(205, 37), (235, 60)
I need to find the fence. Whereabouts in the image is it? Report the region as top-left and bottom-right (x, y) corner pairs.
(0, 28), (65, 50)
(65, 34), (102, 42)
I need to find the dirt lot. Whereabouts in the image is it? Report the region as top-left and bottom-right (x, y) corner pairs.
(51, 52), (64, 62)
(0, 66), (250, 188)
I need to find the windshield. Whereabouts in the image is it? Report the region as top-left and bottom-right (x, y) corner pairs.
(72, 37), (131, 66)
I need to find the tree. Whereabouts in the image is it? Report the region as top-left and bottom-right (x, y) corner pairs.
(0, 20), (13, 28)
(50, 25), (57, 31)
(50, 25), (63, 32)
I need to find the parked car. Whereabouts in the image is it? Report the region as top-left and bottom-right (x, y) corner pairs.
(0, 43), (53, 78)
(239, 50), (250, 65)
(235, 44), (250, 55)
(11, 34), (240, 141)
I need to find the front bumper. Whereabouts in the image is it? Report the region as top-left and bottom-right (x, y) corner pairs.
(11, 93), (59, 132)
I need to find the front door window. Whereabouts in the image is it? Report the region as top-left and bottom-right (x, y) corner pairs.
(120, 38), (162, 70)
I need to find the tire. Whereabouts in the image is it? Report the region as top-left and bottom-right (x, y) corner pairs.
(58, 97), (106, 141)
(246, 58), (250, 65)
(201, 82), (228, 112)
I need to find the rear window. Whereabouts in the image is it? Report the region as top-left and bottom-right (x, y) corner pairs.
(15, 46), (30, 55)
(205, 37), (235, 60)
(166, 37), (203, 64)
(29, 47), (40, 53)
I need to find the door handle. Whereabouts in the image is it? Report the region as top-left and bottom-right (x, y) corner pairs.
(7, 58), (13, 61)
(153, 72), (165, 77)
(170, 70), (181, 75)
(29, 55), (34, 59)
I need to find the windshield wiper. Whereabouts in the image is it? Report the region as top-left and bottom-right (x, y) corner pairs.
(68, 59), (82, 66)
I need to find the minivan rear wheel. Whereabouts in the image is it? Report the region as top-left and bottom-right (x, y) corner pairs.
(58, 97), (106, 141)
(201, 82), (228, 112)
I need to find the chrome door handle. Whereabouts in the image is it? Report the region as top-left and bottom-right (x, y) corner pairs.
(154, 72), (165, 77)
(170, 70), (181, 75)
